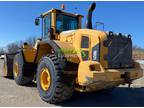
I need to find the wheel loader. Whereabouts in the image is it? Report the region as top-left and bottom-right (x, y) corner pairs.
(3, 2), (144, 103)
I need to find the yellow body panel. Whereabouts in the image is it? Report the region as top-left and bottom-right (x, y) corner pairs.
(35, 42), (51, 63)
(22, 44), (37, 63)
(59, 29), (108, 67)
(22, 41), (51, 63)
(54, 40), (80, 63)
(77, 60), (143, 91)
(78, 61), (104, 85)
(98, 32), (108, 68)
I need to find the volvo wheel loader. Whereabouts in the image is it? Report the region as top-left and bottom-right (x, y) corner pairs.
(3, 2), (144, 103)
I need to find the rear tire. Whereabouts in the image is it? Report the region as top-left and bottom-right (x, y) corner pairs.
(37, 54), (74, 103)
(13, 53), (33, 85)
(3, 54), (15, 78)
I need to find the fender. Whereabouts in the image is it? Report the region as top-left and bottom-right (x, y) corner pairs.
(21, 39), (62, 63)
(35, 39), (66, 70)
(35, 39), (64, 62)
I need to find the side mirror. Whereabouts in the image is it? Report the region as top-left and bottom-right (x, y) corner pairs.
(35, 18), (40, 26)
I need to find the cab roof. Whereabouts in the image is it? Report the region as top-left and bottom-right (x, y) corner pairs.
(41, 8), (84, 18)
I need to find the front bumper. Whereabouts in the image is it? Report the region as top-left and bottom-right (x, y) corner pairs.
(78, 61), (143, 87)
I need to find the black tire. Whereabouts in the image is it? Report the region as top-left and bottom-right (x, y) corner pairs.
(3, 54), (15, 78)
(13, 53), (33, 85)
(37, 54), (74, 103)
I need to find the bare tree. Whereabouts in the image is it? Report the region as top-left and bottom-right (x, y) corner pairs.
(7, 43), (19, 54)
(4, 36), (37, 54)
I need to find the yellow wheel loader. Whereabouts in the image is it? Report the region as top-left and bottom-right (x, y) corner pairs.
(3, 2), (143, 103)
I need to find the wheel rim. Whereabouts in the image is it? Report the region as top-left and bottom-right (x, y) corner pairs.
(40, 68), (51, 91)
(14, 63), (19, 77)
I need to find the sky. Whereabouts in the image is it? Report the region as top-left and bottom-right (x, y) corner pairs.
(0, 1), (144, 48)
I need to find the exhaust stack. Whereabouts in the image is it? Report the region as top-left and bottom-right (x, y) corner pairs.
(86, 2), (96, 29)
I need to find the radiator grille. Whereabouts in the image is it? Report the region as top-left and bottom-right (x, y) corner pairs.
(103, 32), (134, 69)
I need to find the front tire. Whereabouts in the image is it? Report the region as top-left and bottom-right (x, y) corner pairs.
(37, 54), (74, 103)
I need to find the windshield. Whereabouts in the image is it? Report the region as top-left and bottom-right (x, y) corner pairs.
(56, 13), (78, 32)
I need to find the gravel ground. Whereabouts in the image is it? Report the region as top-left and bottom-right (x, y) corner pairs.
(0, 60), (144, 107)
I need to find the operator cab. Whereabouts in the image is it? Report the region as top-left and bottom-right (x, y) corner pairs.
(35, 9), (83, 40)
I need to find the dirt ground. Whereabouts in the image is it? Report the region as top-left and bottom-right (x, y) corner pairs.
(0, 60), (144, 107)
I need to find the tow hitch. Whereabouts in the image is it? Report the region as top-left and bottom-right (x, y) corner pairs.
(121, 72), (132, 88)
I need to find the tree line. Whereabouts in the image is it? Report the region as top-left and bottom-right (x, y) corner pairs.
(0, 36), (37, 56)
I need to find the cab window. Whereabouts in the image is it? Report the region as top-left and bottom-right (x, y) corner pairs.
(44, 14), (51, 39)
(56, 13), (78, 32)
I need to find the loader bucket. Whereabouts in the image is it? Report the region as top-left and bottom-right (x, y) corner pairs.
(3, 53), (17, 78)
